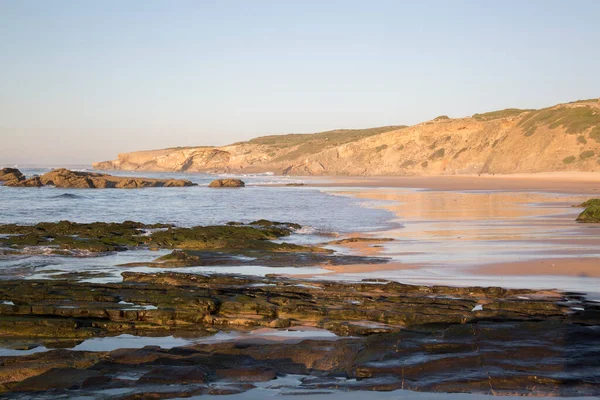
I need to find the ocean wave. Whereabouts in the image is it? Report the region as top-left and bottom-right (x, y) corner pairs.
(51, 193), (86, 200)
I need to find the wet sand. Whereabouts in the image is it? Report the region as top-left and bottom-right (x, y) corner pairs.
(313, 173), (600, 289)
(305, 171), (600, 194)
(477, 257), (600, 278)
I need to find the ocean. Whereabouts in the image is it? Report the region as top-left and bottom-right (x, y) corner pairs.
(0, 167), (394, 231)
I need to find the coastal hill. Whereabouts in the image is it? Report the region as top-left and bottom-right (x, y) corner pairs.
(93, 98), (600, 176)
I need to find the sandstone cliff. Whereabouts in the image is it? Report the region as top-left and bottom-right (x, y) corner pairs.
(93, 99), (600, 176)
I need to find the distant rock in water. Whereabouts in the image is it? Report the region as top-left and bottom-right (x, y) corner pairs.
(208, 179), (245, 188)
(0, 168), (25, 183)
(4, 176), (43, 187)
(4, 168), (197, 189)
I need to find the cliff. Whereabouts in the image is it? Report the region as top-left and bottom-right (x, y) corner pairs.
(93, 99), (600, 176)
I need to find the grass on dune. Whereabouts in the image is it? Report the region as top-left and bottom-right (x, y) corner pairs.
(472, 108), (533, 121)
(519, 105), (600, 135)
(247, 126), (408, 161)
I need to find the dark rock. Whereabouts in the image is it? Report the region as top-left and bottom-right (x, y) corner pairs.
(11, 367), (102, 391)
(215, 367), (277, 382)
(208, 178), (245, 188)
(138, 366), (207, 384)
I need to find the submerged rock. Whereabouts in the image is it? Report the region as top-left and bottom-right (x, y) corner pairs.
(327, 237), (395, 245)
(208, 179), (245, 188)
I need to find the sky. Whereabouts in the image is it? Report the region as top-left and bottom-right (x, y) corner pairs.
(1, 0), (599, 165)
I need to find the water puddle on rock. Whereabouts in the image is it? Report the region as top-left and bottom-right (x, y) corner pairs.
(0, 327), (341, 356)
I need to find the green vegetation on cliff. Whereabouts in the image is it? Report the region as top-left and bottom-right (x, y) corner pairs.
(472, 108), (533, 121)
(247, 126), (406, 162)
(519, 105), (600, 136)
(248, 125), (406, 147)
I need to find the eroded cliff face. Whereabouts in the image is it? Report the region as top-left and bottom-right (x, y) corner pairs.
(93, 99), (600, 176)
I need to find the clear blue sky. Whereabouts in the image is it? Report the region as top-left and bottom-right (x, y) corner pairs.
(1, 0), (599, 165)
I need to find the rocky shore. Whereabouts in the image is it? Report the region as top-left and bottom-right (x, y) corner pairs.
(0, 168), (195, 189)
(0, 220), (599, 397)
(0, 272), (598, 397)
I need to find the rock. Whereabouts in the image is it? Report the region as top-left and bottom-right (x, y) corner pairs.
(2, 168), (197, 189)
(0, 350), (103, 387)
(0, 279), (598, 397)
(215, 367), (277, 382)
(41, 168), (95, 188)
(207, 384), (256, 395)
(138, 366), (207, 384)
(576, 204), (600, 222)
(12, 368), (102, 391)
(0, 268), (577, 340)
(327, 237), (395, 245)
(575, 198), (600, 208)
(0, 168), (24, 182)
(208, 179), (245, 188)
(4, 176), (43, 187)
(250, 219), (302, 230)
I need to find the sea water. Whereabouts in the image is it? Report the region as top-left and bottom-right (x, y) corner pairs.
(0, 167), (394, 232)
(0, 166), (396, 282)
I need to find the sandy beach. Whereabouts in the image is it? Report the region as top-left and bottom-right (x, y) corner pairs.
(310, 172), (600, 286)
(305, 171), (600, 194)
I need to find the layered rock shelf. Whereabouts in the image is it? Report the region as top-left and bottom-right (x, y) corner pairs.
(0, 272), (598, 397)
(1, 220), (599, 397)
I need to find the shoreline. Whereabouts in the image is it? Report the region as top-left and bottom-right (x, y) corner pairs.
(299, 171), (600, 194)
(313, 179), (600, 288)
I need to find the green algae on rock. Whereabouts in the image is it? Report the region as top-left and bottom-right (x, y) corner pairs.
(0, 272), (599, 397)
(0, 220), (309, 253)
(0, 272), (587, 340)
(576, 204), (600, 222)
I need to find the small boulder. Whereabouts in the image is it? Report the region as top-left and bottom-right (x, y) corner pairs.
(577, 204), (600, 223)
(208, 179), (245, 188)
(41, 169), (95, 188)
